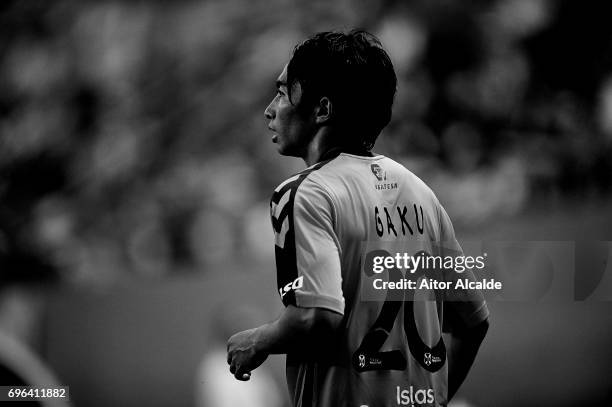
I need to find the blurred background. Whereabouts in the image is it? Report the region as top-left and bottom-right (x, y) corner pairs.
(0, 0), (611, 406)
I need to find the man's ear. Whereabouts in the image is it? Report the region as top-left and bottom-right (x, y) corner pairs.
(315, 97), (332, 125)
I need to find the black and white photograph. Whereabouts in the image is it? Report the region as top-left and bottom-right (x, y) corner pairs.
(0, 1), (611, 406)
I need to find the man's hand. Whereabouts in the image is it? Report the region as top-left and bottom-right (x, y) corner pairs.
(227, 328), (269, 381)
(226, 305), (342, 381)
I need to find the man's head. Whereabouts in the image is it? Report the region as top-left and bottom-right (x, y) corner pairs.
(265, 30), (397, 157)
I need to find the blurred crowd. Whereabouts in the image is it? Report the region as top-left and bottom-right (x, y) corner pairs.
(1, 0), (611, 287)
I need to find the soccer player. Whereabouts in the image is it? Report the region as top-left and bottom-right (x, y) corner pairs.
(227, 30), (489, 407)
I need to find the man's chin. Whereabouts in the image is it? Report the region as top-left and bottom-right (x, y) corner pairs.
(272, 139), (302, 157)
(276, 145), (299, 158)
(273, 139), (286, 154)
(276, 146), (290, 156)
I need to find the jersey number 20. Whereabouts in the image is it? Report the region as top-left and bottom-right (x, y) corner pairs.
(352, 250), (446, 373)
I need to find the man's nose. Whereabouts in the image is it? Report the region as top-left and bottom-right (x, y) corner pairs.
(264, 103), (274, 120)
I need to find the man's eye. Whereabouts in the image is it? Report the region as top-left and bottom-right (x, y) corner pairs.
(276, 89), (285, 97)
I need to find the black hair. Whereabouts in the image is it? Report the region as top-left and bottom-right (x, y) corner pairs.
(286, 29), (397, 151)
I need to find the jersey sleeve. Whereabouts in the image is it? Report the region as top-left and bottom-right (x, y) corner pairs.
(270, 175), (344, 315)
(436, 202), (489, 332)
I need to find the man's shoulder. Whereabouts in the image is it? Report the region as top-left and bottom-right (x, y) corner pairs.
(270, 159), (334, 204)
(270, 154), (441, 208)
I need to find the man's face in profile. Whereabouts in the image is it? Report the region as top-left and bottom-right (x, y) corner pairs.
(264, 65), (315, 157)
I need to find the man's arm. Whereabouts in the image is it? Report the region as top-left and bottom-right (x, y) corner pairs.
(227, 305), (342, 380)
(447, 318), (489, 400)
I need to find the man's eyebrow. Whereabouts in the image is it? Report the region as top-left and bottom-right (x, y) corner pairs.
(276, 80), (288, 89)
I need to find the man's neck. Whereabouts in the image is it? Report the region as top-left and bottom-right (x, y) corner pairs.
(302, 128), (331, 166)
(302, 128), (372, 166)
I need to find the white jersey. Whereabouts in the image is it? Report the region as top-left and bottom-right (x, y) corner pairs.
(270, 152), (489, 407)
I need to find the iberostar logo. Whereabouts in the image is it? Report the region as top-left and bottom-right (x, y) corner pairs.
(371, 163), (386, 181)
